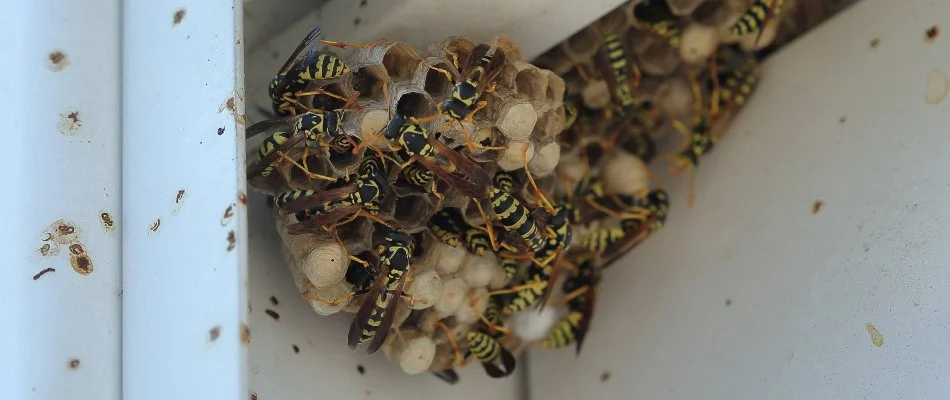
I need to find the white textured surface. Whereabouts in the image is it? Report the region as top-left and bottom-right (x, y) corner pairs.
(529, 0), (950, 398)
(123, 0), (248, 399)
(1, 1), (121, 398)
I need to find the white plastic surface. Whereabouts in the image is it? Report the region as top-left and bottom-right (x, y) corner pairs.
(122, 0), (248, 399)
(2, 1), (122, 398)
(529, 0), (950, 398)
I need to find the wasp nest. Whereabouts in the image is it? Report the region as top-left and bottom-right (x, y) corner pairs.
(249, 0), (852, 380)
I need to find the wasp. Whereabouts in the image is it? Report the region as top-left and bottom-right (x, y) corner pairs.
(542, 259), (600, 355)
(276, 156), (391, 234)
(465, 330), (517, 378)
(427, 207), (466, 247)
(728, 0), (785, 46)
(246, 110), (345, 182)
(619, 189), (670, 235)
(712, 56), (759, 114)
(484, 172), (546, 253)
(347, 229), (415, 353)
(269, 27), (388, 116)
(385, 120), (492, 199)
(593, 30), (642, 121)
(462, 225), (494, 257)
(563, 101), (579, 131)
(416, 43), (507, 151)
(632, 0), (682, 48)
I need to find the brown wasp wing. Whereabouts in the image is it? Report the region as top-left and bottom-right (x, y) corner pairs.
(245, 117), (296, 140)
(365, 270), (410, 354)
(277, 183), (356, 214)
(286, 204), (361, 235)
(459, 44), (489, 80)
(499, 347), (517, 376)
(246, 132), (308, 179)
(347, 260), (389, 349)
(432, 369), (460, 385)
(536, 249), (565, 313)
(574, 263), (601, 357)
(413, 154), (488, 199)
(426, 136), (491, 196)
(601, 214), (657, 270)
(593, 43), (627, 108)
(482, 362), (508, 379)
(272, 28), (324, 98)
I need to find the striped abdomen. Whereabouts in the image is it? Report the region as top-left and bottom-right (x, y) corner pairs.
(728, 0), (782, 37)
(490, 188), (544, 252)
(541, 311), (583, 349)
(466, 331), (501, 363)
(580, 227), (625, 253)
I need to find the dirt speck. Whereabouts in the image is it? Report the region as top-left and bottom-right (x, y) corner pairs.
(68, 359), (80, 369)
(69, 243), (93, 275)
(725, 299), (731, 306)
(925, 68), (948, 105)
(292, 344), (300, 354)
(58, 111), (82, 135)
(357, 365), (366, 374)
(176, 189), (186, 203)
(173, 8), (186, 25)
(100, 212), (115, 232)
(360, 0), (368, 6)
(227, 230), (237, 251)
(251, 392), (258, 400)
(209, 326), (221, 342)
(269, 296), (279, 306)
(600, 371), (610, 382)
(238, 191), (248, 205)
(354, 18), (361, 26)
(48, 51), (69, 71)
(365, 389), (372, 396)
(869, 37), (880, 48)
(217, 127), (225, 135)
(33, 267), (56, 280)
(812, 200), (824, 215)
(925, 25), (939, 43)
(241, 324), (251, 344)
(866, 323), (884, 347)
(149, 219), (161, 232)
(39, 243), (56, 257)
(265, 309), (280, 321)
(839, 116), (847, 124)
(219, 96), (247, 125)
(221, 204), (235, 226)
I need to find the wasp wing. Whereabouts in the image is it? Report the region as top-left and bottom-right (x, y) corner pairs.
(246, 132), (308, 179)
(277, 183), (356, 214)
(366, 270), (410, 354)
(347, 260), (389, 349)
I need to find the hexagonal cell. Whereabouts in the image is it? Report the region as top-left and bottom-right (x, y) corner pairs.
(351, 65), (389, 102)
(440, 37), (476, 69)
(530, 109), (564, 143)
(382, 42), (422, 81)
(395, 90), (435, 119)
(514, 66), (547, 102)
(566, 27), (601, 58)
(639, 37), (683, 76)
(392, 194), (436, 232)
(423, 61), (455, 99)
(690, 0), (723, 25)
(335, 216), (374, 254)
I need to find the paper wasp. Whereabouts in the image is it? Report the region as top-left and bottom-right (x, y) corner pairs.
(427, 207), (465, 247)
(275, 155), (391, 234)
(728, 0), (785, 47)
(269, 27), (388, 116)
(542, 258), (601, 356)
(347, 229), (416, 353)
(632, 0), (683, 48)
(416, 43), (507, 151)
(385, 119), (492, 199)
(439, 298), (516, 379)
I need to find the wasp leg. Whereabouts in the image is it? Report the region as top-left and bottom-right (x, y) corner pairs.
(436, 322), (464, 367)
(303, 290), (358, 307)
(459, 101), (506, 152)
(480, 279), (548, 300)
(276, 151), (337, 183)
(555, 286), (590, 307)
(470, 296), (511, 335)
(471, 199), (501, 253)
(522, 145), (556, 214)
(584, 197), (651, 221)
(708, 49), (721, 118)
(294, 88), (363, 110)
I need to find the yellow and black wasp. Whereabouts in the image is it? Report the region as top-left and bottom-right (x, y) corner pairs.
(464, 329), (516, 378)
(417, 43), (507, 151)
(275, 155), (391, 234)
(593, 27), (643, 121)
(632, 0), (683, 48)
(269, 27), (388, 116)
(427, 207), (465, 247)
(484, 171), (546, 253)
(384, 119), (492, 199)
(347, 228), (416, 353)
(542, 258), (601, 355)
(728, 0), (785, 46)
(246, 110), (345, 181)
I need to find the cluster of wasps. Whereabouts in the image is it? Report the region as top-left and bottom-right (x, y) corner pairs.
(247, 0), (778, 383)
